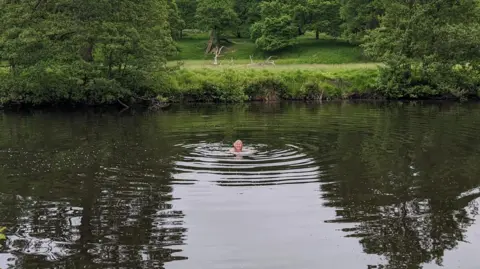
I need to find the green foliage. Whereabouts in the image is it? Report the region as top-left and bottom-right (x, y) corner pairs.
(253, 15), (298, 51)
(234, 0), (262, 37)
(196, 0), (238, 31)
(232, 0), (345, 51)
(339, 0), (383, 43)
(363, 0), (480, 99)
(167, 68), (379, 102)
(168, 0), (186, 40)
(0, 0), (176, 106)
(363, 0), (480, 63)
(250, 1), (299, 51)
(195, 0), (239, 46)
(177, 0), (197, 30)
(2, 0), (478, 105)
(167, 69), (247, 102)
(306, 0), (343, 38)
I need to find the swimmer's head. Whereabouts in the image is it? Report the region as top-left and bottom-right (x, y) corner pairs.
(233, 140), (243, 152)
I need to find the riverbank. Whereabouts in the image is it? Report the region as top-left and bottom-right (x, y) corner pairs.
(1, 63), (477, 109)
(166, 67), (380, 102)
(0, 65), (380, 108)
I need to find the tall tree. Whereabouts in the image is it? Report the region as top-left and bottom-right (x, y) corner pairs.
(363, 0), (480, 98)
(234, 0), (262, 38)
(168, 0), (186, 40)
(0, 0), (175, 104)
(292, 0), (309, 36)
(251, 1), (298, 51)
(339, 0), (383, 43)
(177, 0), (197, 35)
(306, 0), (343, 39)
(195, 0), (239, 53)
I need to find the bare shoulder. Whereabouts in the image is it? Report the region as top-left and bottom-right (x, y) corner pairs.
(229, 149), (257, 155)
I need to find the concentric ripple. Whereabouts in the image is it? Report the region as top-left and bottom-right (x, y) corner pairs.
(172, 142), (321, 186)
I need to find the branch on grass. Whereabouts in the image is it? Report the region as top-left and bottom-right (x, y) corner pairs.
(219, 38), (234, 44)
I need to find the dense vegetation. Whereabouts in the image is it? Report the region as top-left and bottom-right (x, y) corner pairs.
(1, 0), (480, 107)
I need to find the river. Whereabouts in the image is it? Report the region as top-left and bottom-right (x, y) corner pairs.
(1, 101), (479, 269)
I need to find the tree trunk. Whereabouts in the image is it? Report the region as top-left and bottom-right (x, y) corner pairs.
(107, 51), (113, 79)
(9, 60), (16, 76)
(297, 26), (306, 36)
(316, 29), (319, 40)
(80, 42), (94, 62)
(205, 30), (214, 54)
(213, 28), (219, 48)
(205, 28), (219, 54)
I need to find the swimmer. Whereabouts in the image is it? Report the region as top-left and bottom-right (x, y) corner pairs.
(230, 139), (243, 153)
(229, 140), (257, 156)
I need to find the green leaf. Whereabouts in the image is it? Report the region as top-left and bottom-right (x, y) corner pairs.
(0, 227), (6, 233)
(0, 234), (6, 240)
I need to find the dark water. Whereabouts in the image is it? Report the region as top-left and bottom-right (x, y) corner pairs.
(1, 102), (480, 269)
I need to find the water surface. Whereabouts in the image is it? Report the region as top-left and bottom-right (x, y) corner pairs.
(1, 102), (480, 269)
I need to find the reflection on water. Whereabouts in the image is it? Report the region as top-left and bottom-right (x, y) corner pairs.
(1, 102), (480, 269)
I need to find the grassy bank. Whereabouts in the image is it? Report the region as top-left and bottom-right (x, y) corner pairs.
(0, 67), (380, 107)
(3, 64), (477, 108)
(165, 68), (380, 102)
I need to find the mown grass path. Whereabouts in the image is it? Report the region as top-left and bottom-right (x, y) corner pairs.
(169, 60), (381, 71)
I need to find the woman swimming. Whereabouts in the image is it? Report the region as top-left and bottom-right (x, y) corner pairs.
(229, 140), (256, 156)
(230, 140), (243, 153)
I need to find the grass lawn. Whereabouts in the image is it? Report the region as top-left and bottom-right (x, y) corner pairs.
(169, 32), (371, 65)
(169, 61), (381, 72)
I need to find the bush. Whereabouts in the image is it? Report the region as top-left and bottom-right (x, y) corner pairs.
(377, 57), (480, 100)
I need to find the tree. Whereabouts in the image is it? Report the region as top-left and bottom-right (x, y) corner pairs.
(306, 0), (343, 39)
(362, 0), (480, 99)
(339, 0), (383, 43)
(168, 0), (186, 40)
(177, 0), (197, 34)
(234, 0), (262, 38)
(0, 0), (175, 105)
(195, 0), (239, 53)
(292, 0), (309, 36)
(251, 1), (298, 51)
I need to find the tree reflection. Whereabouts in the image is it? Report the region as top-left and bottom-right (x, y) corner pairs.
(320, 103), (480, 269)
(0, 111), (187, 269)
